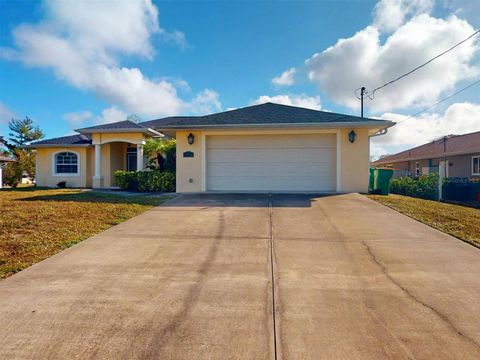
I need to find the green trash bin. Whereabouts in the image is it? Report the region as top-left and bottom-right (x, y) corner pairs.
(369, 167), (375, 193)
(373, 168), (394, 195)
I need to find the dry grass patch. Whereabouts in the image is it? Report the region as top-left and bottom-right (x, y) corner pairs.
(0, 187), (171, 279)
(368, 194), (480, 248)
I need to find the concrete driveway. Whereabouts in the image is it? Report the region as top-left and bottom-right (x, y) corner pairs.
(0, 193), (479, 359)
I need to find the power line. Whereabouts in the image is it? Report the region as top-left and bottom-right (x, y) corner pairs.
(371, 28), (480, 96)
(397, 78), (480, 124)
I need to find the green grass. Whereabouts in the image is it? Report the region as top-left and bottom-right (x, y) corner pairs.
(0, 187), (172, 279)
(367, 194), (480, 249)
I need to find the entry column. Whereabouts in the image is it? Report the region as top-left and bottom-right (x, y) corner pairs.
(92, 144), (103, 188)
(136, 144), (144, 171)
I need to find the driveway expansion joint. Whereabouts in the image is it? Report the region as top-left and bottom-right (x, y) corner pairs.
(362, 240), (480, 350)
(268, 194), (279, 360)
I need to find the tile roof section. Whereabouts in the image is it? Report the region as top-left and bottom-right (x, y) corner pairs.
(372, 131), (480, 165)
(29, 134), (92, 146)
(140, 102), (390, 128)
(76, 120), (146, 132)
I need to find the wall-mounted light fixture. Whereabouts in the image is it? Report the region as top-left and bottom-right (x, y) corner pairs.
(348, 130), (356, 143)
(187, 133), (195, 145)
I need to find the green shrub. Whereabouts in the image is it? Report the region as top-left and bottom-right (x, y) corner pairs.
(138, 170), (175, 192)
(390, 173), (438, 200)
(114, 171), (139, 191)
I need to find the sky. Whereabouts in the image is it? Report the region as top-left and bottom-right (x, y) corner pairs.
(0, 0), (479, 158)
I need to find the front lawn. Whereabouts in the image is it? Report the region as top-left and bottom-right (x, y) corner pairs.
(0, 187), (171, 279)
(368, 194), (480, 249)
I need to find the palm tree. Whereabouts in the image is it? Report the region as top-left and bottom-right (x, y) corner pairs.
(143, 138), (176, 171)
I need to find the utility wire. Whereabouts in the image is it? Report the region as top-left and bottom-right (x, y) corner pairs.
(371, 29), (480, 96)
(397, 78), (480, 124)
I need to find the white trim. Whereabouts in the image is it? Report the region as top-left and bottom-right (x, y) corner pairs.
(201, 133), (206, 191)
(336, 130), (341, 192)
(201, 128), (338, 136)
(52, 150), (80, 177)
(472, 155), (480, 175)
(156, 120), (394, 131)
(92, 138), (145, 145)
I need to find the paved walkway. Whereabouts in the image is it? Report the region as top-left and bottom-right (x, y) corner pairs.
(0, 193), (479, 359)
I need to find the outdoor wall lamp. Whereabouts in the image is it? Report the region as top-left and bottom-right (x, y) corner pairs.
(187, 133), (195, 145)
(348, 130), (356, 143)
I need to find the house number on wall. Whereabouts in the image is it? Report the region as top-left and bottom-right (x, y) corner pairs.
(183, 151), (194, 158)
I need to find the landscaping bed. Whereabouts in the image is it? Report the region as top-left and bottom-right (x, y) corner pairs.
(368, 194), (480, 249)
(0, 187), (171, 279)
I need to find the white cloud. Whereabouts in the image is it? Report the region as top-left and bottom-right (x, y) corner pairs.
(185, 89), (222, 115)
(95, 107), (128, 125)
(373, 0), (435, 32)
(272, 68), (296, 86)
(305, 15), (479, 113)
(371, 102), (480, 155)
(252, 94), (321, 110)
(63, 111), (93, 126)
(0, 102), (16, 125)
(3, 0), (218, 118)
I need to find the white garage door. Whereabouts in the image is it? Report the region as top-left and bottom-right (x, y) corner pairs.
(206, 133), (336, 192)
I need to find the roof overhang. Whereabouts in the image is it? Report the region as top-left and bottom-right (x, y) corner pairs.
(22, 144), (93, 149)
(153, 120), (395, 132)
(75, 127), (163, 136)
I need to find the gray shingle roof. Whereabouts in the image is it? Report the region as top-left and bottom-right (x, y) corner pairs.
(372, 130), (480, 164)
(30, 134), (92, 146)
(76, 120), (146, 132)
(140, 103), (389, 129)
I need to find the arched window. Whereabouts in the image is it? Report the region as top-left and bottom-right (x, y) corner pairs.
(55, 152), (79, 174)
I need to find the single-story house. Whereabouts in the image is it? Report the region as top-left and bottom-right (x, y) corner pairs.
(27, 103), (394, 193)
(371, 130), (480, 179)
(0, 155), (16, 188)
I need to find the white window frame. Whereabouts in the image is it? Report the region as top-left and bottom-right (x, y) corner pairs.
(472, 155), (480, 176)
(415, 162), (420, 176)
(52, 150), (80, 176)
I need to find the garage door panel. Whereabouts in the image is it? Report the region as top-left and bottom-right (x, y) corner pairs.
(208, 148), (336, 163)
(206, 134), (336, 192)
(208, 175), (336, 192)
(207, 134), (336, 149)
(208, 163), (334, 177)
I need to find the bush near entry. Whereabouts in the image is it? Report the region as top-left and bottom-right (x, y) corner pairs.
(114, 170), (175, 192)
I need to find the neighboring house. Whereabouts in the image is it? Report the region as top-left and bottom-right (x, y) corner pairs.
(27, 103), (394, 193)
(371, 131), (480, 179)
(0, 155), (16, 188)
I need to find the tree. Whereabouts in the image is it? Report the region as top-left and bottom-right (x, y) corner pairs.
(7, 117), (44, 148)
(4, 117), (44, 184)
(143, 138), (176, 171)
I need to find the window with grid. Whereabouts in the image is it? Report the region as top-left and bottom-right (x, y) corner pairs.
(473, 156), (480, 175)
(55, 152), (78, 174)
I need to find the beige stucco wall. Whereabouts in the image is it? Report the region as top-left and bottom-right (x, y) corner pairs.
(91, 132), (146, 145)
(175, 128), (375, 193)
(35, 147), (90, 188)
(35, 140), (135, 188)
(176, 131), (203, 192)
(340, 128), (370, 193)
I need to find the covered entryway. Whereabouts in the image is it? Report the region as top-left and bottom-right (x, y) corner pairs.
(206, 133), (337, 191)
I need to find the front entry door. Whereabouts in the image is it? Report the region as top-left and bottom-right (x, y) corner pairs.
(126, 147), (137, 172)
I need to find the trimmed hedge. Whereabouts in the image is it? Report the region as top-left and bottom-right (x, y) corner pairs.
(138, 171), (175, 192)
(114, 170), (175, 192)
(390, 173), (438, 200)
(114, 171), (138, 191)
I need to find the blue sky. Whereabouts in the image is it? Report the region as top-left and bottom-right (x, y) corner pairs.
(1, 0), (479, 157)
